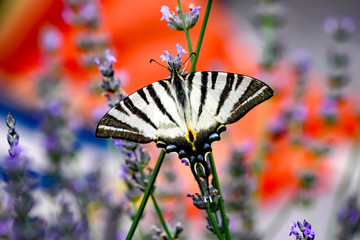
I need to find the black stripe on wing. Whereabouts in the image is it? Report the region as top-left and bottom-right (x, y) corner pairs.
(146, 83), (180, 127)
(227, 77), (274, 124)
(215, 73), (235, 116)
(198, 72), (208, 118)
(211, 71), (218, 89)
(123, 97), (158, 130)
(96, 113), (153, 143)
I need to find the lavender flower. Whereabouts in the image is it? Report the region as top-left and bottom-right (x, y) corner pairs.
(290, 222), (299, 238)
(95, 49), (124, 108)
(289, 220), (315, 240)
(187, 186), (220, 211)
(160, 43), (187, 73)
(94, 49), (117, 78)
(160, 4), (201, 30)
(6, 113), (20, 158)
(2, 114), (45, 239)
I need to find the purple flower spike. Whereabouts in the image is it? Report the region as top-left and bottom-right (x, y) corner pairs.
(289, 219), (315, 240)
(303, 220), (315, 239)
(95, 49), (117, 78)
(105, 49), (117, 64)
(160, 6), (172, 22)
(94, 58), (100, 66)
(176, 43), (187, 57)
(160, 50), (172, 62)
(289, 222), (299, 236)
(189, 4), (201, 17)
(160, 4), (201, 30)
(160, 44), (186, 72)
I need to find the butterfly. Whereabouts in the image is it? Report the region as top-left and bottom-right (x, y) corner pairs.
(96, 47), (274, 186)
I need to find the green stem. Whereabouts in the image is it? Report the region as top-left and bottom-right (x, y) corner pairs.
(190, 0), (213, 72)
(194, 171), (223, 238)
(151, 194), (173, 240)
(206, 208), (224, 240)
(126, 149), (166, 240)
(139, 166), (173, 240)
(209, 153), (231, 239)
(177, 0), (193, 62)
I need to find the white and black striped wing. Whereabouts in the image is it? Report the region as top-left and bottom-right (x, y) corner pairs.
(186, 71), (273, 132)
(96, 80), (187, 143)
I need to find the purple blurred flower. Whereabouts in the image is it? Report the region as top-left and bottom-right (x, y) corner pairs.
(337, 195), (360, 238)
(160, 4), (201, 30)
(112, 139), (124, 148)
(62, 0), (99, 28)
(292, 49), (312, 75)
(39, 26), (63, 52)
(46, 100), (63, 116)
(324, 16), (338, 34)
(292, 104), (308, 123)
(238, 139), (254, 154)
(0, 219), (10, 236)
(268, 115), (287, 137)
(80, 3), (97, 21)
(43, 135), (58, 151)
(341, 17), (356, 32)
(321, 97), (338, 121)
(324, 16), (356, 42)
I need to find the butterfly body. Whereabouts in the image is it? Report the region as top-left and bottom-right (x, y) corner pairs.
(96, 70), (273, 169)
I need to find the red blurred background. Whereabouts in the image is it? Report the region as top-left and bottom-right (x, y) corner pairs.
(0, 0), (359, 239)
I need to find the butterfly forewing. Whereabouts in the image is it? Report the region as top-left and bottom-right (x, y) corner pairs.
(96, 80), (187, 143)
(188, 72), (273, 127)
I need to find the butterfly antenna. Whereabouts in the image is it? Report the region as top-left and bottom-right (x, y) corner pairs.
(181, 52), (196, 74)
(150, 59), (168, 69)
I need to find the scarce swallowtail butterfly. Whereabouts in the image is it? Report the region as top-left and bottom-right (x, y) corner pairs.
(96, 45), (274, 182)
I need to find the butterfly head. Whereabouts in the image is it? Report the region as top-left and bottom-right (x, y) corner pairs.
(160, 43), (187, 76)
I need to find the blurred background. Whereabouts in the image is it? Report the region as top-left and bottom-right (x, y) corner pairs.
(0, 0), (359, 239)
